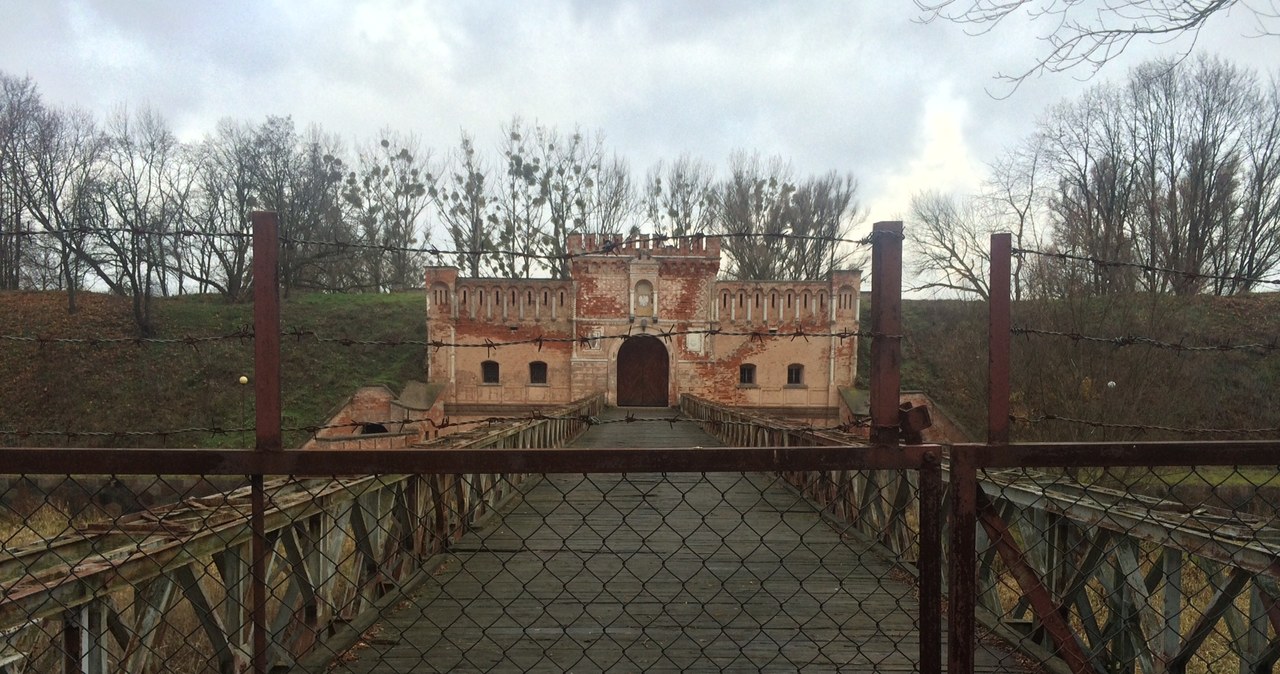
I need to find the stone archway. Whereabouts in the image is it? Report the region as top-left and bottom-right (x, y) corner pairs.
(616, 335), (669, 406)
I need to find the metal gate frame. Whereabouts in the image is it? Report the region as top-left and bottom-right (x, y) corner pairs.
(1, 218), (949, 673)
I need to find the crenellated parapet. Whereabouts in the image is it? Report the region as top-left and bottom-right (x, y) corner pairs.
(566, 233), (721, 259)
(712, 271), (861, 325)
(425, 268), (574, 324)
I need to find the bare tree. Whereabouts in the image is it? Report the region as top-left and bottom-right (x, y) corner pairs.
(916, 0), (1279, 91)
(581, 154), (636, 239)
(643, 155), (716, 238)
(1221, 72), (1280, 292)
(984, 142), (1044, 300)
(1036, 82), (1143, 295)
(90, 106), (187, 333)
(289, 126), (354, 292)
(248, 116), (353, 295)
(908, 190), (993, 299)
(786, 172), (863, 280)
(536, 126), (602, 279)
(433, 132), (494, 278)
(0, 73), (35, 290)
(1003, 55), (1280, 297)
(11, 94), (105, 312)
(715, 152), (796, 280)
(345, 130), (434, 291)
(186, 119), (257, 299)
(491, 118), (547, 278)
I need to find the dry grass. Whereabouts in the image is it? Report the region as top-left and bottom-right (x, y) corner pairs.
(982, 528), (1263, 674)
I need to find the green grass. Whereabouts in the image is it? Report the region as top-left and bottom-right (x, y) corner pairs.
(1, 291), (425, 448)
(7, 288), (1280, 453)
(858, 292), (1280, 444)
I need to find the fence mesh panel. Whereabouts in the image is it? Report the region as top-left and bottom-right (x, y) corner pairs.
(0, 467), (955, 673)
(972, 464), (1280, 674)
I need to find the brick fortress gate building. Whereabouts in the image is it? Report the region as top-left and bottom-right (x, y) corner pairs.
(424, 234), (861, 421)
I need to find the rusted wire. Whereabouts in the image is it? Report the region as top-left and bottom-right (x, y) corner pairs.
(1012, 326), (1280, 355)
(0, 412), (871, 442)
(0, 227), (875, 260)
(0, 329), (255, 347)
(1011, 246), (1280, 290)
(1011, 413), (1280, 436)
(1, 327), (896, 349)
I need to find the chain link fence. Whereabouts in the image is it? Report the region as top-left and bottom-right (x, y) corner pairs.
(955, 461), (1280, 674)
(1, 466), (954, 672)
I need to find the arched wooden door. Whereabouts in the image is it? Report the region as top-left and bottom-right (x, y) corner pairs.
(616, 335), (670, 406)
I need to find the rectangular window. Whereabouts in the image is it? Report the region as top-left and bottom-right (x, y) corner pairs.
(739, 364), (756, 386)
(787, 364), (804, 386)
(481, 361), (500, 384)
(529, 361), (548, 385)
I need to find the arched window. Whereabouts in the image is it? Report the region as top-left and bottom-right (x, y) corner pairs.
(481, 361), (500, 384)
(529, 361), (548, 385)
(786, 363), (804, 386)
(739, 364), (756, 386)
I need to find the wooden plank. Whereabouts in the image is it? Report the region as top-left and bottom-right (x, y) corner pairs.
(121, 574), (177, 674)
(328, 408), (1028, 673)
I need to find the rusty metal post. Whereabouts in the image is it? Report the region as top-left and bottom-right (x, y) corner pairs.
(253, 211), (282, 453)
(949, 447), (977, 674)
(918, 454), (942, 674)
(869, 221), (903, 445)
(950, 232), (1012, 673)
(250, 211), (281, 674)
(988, 233), (1011, 445)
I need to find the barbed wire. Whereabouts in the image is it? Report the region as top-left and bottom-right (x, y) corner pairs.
(1012, 326), (1280, 355)
(0, 411), (872, 443)
(0, 329), (255, 347)
(0, 226), (252, 240)
(1011, 247), (1280, 290)
(0, 227), (876, 261)
(0, 326), (893, 350)
(1011, 413), (1280, 437)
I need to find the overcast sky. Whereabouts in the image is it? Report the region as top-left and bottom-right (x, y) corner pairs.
(3, 0), (1277, 232)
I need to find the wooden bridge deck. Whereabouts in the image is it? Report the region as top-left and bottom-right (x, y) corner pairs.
(331, 408), (1028, 673)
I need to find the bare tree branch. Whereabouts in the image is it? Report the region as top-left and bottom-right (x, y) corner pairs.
(916, 0), (1279, 93)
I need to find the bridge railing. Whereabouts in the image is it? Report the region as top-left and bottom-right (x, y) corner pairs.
(941, 445), (1280, 674)
(679, 394), (924, 561)
(0, 393), (602, 674)
(933, 232), (1280, 674)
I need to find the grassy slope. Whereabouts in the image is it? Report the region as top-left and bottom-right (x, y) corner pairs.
(859, 292), (1280, 442)
(2, 291), (425, 448)
(4, 289), (1279, 448)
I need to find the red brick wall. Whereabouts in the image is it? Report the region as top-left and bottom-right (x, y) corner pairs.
(425, 241), (861, 411)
